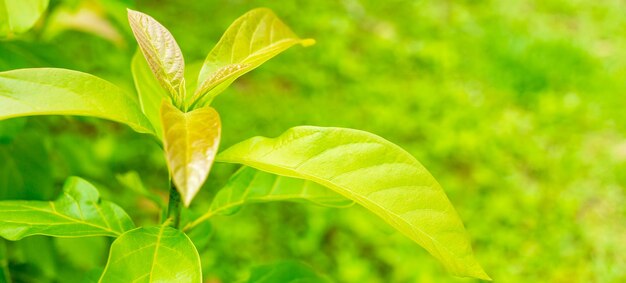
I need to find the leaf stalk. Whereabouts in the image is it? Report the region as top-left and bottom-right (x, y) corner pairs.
(166, 180), (182, 229)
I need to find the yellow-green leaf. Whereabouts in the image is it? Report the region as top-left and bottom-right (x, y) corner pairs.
(0, 0), (49, 37)
(98, 223), (201, 283)
(217, 126), (490, 280)
(189, 8), (314, 108)
(128, 9), (186, 108)
(0, 68), (155, 135)
(0, 177), (135, 240)
(161, 100), (221, 206)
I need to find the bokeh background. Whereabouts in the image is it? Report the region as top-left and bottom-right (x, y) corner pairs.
(1, 0), (626, 282)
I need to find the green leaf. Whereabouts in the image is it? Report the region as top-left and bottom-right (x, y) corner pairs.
(184, 167), (352, 231)
(131, 50), (169, 139)
(0, 68), (155, 135)
(189, 8), (314, 108)
(217, 126), (490, 280)
(128, 9), (186, 108)
(98, 223), (201, 283)
(161, 100), (221, 206)
(0, 0), (49, 37)
(245, 261), (330, 283)
(0, 177), (135, 240)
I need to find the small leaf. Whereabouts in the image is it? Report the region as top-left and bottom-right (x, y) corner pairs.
(217, 126), (490, 280)
(98, 223), (201, 283)
(0, 177), (135, 240)
(190, 8), (314, 108)
(161, 100), (221, 206)
(0, 0), (49, 37)
(128, 9), (186, 108)
(245, 261), (330, 283)
(0, 68), (155, 136)
(184, 167), (352, 231)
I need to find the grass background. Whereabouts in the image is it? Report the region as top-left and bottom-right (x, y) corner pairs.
(1, 0), (625, 282)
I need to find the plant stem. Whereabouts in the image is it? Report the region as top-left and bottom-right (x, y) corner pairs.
(166, 180), (182, 229)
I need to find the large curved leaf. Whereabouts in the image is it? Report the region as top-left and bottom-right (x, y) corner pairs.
(184, 166), (352, 231)
(0, 0), (49, 37)
(161, 100), (221, 206)
(189, 8), (315, 108)
(128, 9), (186, 108)
(0, 177), (135, 240)
(217, 126), (489, 280)
(0, 68), (155, 135)
(98, 223), (201, 283)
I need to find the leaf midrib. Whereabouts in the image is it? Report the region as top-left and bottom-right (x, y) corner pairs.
(148, 224), (167, 282)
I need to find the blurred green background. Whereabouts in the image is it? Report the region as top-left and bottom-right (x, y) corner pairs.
(1, 0), (626, 282)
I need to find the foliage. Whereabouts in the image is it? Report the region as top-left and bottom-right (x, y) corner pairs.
(0, 3), (491, 282)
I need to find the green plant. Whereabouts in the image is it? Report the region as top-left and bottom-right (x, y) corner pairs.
(0, 8), (489, 281)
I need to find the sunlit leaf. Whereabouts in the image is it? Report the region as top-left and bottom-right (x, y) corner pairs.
(0, 177), (135, 240)
(184, 166), (352, 231)
(217, 126), (490, 280)
(0, 68), (155, 135)
(245, 261), (330, 283)
(128, 9), (186, 108)
(161, 100), (221, 206)
(0, 0), (49, 37)
(189, 8), (315, 108)
(98, 223), (201, 283)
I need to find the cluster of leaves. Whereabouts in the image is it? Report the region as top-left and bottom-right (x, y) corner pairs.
(0, 3), (489, 282)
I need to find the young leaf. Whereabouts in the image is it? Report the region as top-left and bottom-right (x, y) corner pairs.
(217, 126), (490, 280)
(189, 8), (315, 108)
(245, 261), (330, 283)
(0, 0), (49, 37)
(161, 100), (221, 206)
(0, 68), (155, 135)
(131, 50), (170, 139)
(0, 177), (135, 240)
(98, 223), (201, 283)
(128, 9), (186, 108)
(184, 166), (352, 231)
